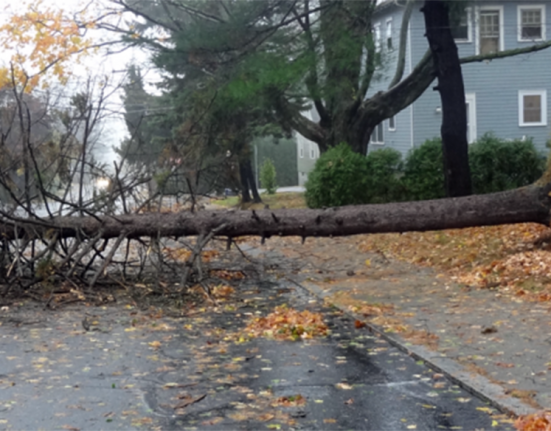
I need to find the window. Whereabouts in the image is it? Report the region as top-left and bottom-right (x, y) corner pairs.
(388, 116), (396, 131)
(451, 8), (471, 42)
(386, 19), (393, 50)
(299, 142), (304, 158)
(518, 6), (545, 41)
(477, 7), (503, 55)
(371, 123), (384, 145)
(309, 142), (315, 158)
(374, 24), (381, 52)
(519, 90), (547, 126)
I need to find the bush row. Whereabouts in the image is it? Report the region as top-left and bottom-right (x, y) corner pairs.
(305, 133), (546, 208)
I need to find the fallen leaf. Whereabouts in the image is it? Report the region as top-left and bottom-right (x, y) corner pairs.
(354, 320), (366, 329)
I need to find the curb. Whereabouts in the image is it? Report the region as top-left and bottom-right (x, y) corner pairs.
(290, 278), (539, 418)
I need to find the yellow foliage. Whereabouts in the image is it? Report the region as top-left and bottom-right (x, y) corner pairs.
(0, 0), (94, 91)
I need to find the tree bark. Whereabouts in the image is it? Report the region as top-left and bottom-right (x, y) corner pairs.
(239, 161), (252, 203)
(3, 183), (551, 242)
(423, 0), (472, 197)
(238, 159), (262, 204)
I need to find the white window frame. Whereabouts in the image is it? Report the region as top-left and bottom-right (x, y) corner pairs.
(475, 6), (504, 55)
(453, 7), (472, 43)
(388, 116), (396, 131)
(374, 23), (381, 52)
(371, 123), (384, 145)
(519, 90), (547, 127)
(309, 142), (315, 158)
(465, 93), (477, 144)
(386, 19), (393, 50)
(518, 5), (546, 42)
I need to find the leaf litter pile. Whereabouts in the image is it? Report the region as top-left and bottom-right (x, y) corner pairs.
(243, 304), (329, 341)
(515, 411), (551, 431)
(359, 223), (551, 299)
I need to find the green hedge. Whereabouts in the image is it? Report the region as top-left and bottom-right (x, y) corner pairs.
(305, 143), (371, 208)
(469, 133), (546, 194)
(304, 134), (546, 208)
(402, 137), (446, 200)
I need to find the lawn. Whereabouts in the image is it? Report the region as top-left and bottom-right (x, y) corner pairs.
(211, 192), (306, 210)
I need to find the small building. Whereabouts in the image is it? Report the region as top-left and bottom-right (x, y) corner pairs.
(296, 109), (321, 186)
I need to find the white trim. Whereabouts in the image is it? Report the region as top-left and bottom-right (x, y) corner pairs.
(386, 18), (393, 50)
(475, 5), (504, 55)
(454, 7), (472, 44)
(518, 5), (546, 42)
(465, 93), (477, 144)
(518, 90), (547, 127)
(408, 21), (414, 148)
(374, 23), (381, 52)
(388, 116), (396, 131)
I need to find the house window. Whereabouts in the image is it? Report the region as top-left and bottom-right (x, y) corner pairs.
(386, 19), (393, 50)
(451, 8), (471, 42)
(478, 7), (503, 55)
(299, 142), (304, 158)
(371, 123), (384, 145)
(374, 24), (381, 52)
(519, 90), (547, 126)
(518, 6), (545, 41)
(388, 116), (396, 131)
(309, 142), (315, 158)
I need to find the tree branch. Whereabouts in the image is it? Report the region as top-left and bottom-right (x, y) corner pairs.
(388, 0), (415, 89)
(273, 97), (327, 147)
(461, 40), (551, 64)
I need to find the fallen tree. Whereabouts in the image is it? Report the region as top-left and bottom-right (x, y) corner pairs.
(4, 180), (551, 242)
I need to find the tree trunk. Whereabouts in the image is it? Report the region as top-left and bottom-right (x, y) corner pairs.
(239, 161), (252, 203)
(245, 159), (262, 203)
(4, 183), (551, 241)
(421, 1), (473, 197)
(238, 159), (262, 203)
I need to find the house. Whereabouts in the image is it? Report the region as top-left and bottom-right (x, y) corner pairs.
(297, 0), (551, 183)
(296, 109), (321, 186)
(368, 0), (551, 156)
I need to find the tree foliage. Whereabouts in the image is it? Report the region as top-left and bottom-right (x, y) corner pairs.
(0, 1), (95, 90)
(260, 158), (277, 194)
(305, 143), (371, 208)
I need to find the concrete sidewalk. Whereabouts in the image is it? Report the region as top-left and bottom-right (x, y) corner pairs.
(253, 235), (551, 417)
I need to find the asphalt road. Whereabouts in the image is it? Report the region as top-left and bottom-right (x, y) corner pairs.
(0, 278), (515, 430)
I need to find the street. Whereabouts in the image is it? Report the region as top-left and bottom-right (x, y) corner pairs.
(0, 277), (514, 430)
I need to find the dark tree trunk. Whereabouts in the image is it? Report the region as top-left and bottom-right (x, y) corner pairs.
(3, 183), (551, 241)
(238, 160), (262, 204)
(239, 161), (252, 203)
(245, 159), (262, 203)
(423, 0), (472, 197)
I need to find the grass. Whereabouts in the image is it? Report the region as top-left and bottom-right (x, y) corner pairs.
(211, 192), (306, 210)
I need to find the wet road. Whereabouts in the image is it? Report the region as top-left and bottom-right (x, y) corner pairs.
(0, 279), (514, 430)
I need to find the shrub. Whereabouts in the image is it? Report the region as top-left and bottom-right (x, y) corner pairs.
(365, 148), (404, 203)
(469, 133), (546, 194)
(402, 137), (445, 200)
(260, 158), (277, 194)
(305, 143), (371, 208)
